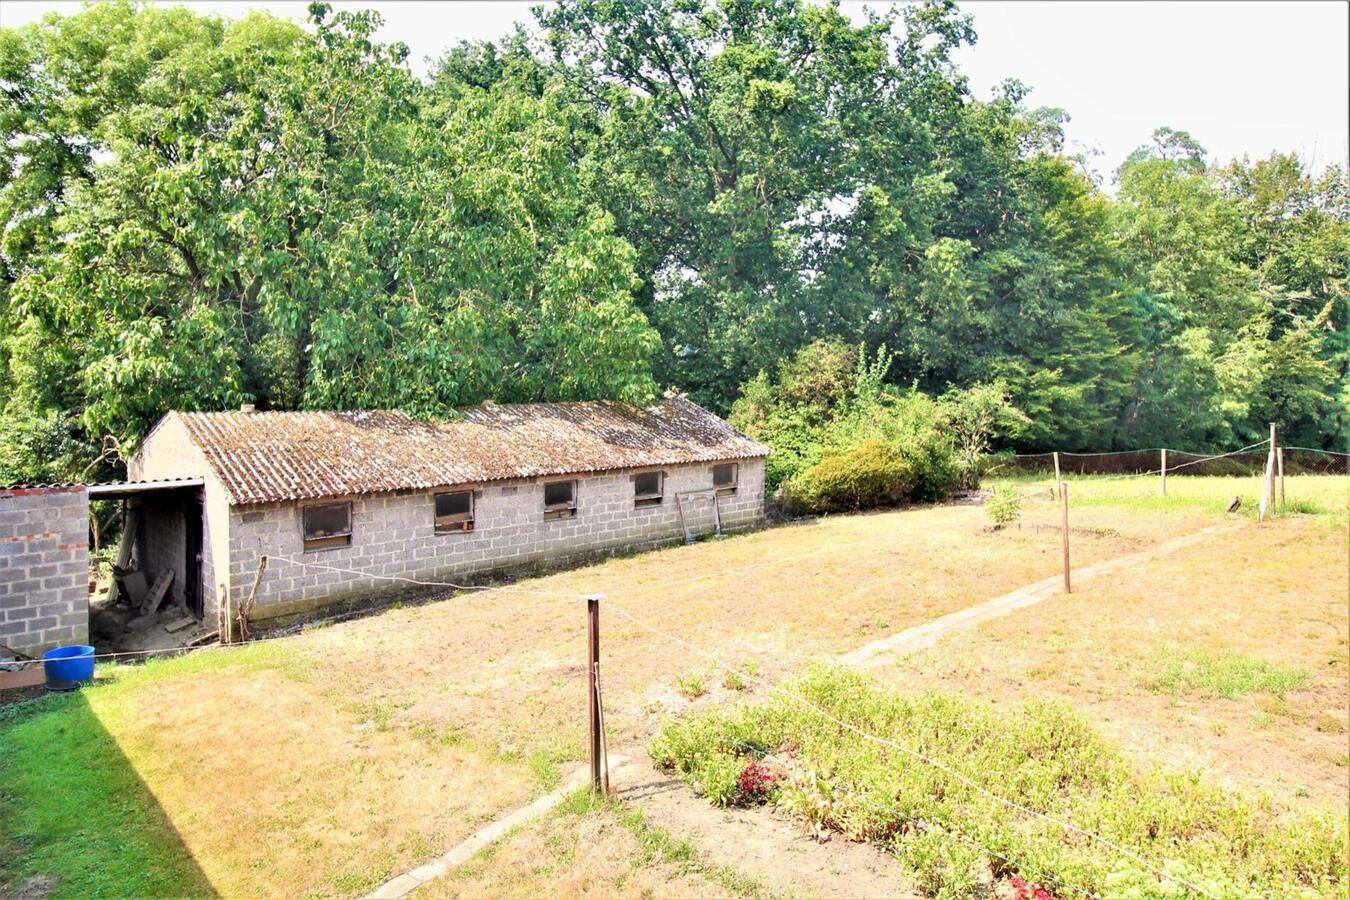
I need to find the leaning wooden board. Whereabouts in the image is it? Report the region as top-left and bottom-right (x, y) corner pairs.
(141, 570), (175, 616)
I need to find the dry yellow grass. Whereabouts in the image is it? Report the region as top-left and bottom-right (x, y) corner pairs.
(430, 794), (742, 899)
(282, 496), (1203, 761)
(875, 512), (1349, 809)
(8, 481), (1331, 896)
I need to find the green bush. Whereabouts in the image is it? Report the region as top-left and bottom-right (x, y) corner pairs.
(731, 340), (1027, 509)
(828, 393), (963, 502)
(782, 440), (914, 513)
(985, 482), (1022, 525)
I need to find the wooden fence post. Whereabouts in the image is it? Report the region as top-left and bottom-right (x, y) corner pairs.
(1060, 483), (1071, 594)
(1053, 452), (1061, 499)
(1160, 448), (1167, 496)
(587, 595), (602, 793)
(236, 556), (268, 642)
(1260, 423), (1278, 522)
(1277, 446), (1285, 510)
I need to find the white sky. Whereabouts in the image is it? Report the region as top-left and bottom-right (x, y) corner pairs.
(2, 0), (1346, 184)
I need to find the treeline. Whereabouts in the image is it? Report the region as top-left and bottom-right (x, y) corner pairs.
(1, 0), (1345, 483)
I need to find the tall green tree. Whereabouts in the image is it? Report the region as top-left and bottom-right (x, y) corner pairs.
(1114, 131), (1345, 448)
(0, 1), (658, 482)
(535, 0), (974, 409)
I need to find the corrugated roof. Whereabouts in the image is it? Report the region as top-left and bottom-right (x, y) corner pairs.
(1, 477), (203, 494)
(168, 397), (768, 505)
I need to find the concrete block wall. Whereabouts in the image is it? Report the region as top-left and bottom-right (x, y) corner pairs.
(131, 413), (225, 616)
(137, 497), (188, 609)
(229, 458), (765, 620)
(0, 486), (89, 656)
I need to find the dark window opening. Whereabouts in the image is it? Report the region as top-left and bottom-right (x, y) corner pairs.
(634, 471), (663, 507)
(544, 480), (577, 519)
(303, 502), (351, 550)
(713, 463), (738, 495)
(434, 490), (474, 533)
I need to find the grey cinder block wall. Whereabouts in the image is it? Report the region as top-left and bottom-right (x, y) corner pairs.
(229, 459), (766, 622)
(0, 486), (90, 656)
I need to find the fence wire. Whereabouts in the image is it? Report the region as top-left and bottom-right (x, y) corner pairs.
(992, 446), (1348, 478)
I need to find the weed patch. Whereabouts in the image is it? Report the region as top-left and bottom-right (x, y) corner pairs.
(650, 666), (1347, 898)
(1142, 648), (1308, 699)
(676, 673), (707, 699)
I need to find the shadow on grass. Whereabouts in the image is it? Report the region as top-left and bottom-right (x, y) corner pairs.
(0, 685), (215, 898)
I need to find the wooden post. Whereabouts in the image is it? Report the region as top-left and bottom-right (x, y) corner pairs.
(1053, 452), (1062, 499)
(1060, 483), (1071, 594)
(1261, 423), (1278, 521)
(594, 667), (612, 796)
(236, 556), (268, 642)
(223, 586), (233, 645)
(586, 595), (602, 793)
(1160, 449), (1167, 496)
(1277, 446), (1285, 510)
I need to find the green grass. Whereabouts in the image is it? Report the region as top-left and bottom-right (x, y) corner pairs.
(722, 671), (748, 691)
(675, 672), (707, 699)
(0, 644), (290, 898)
(649, 666), (1347, 899)
(0, 688), (215, 898)
(1009, 473), (1348, 520)
(1142, 648), (1309, 699)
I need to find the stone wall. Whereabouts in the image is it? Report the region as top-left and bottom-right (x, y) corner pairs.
(0, 486), (89, 656)
(229, 458), (766, 620)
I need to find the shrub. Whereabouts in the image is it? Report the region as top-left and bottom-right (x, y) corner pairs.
(737, 761), (779, 803)
(650, 665), (1348, 897)
(826, 392), (962, 502)
(729, 340), (1012, 506)
(782, 440), (914, 513)
(985, 482), (1022, 525)
(939, 383), (1030, 488)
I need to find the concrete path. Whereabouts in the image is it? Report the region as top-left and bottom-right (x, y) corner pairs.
(839, 523), (1240, 668)
(366, 757), (630, 899)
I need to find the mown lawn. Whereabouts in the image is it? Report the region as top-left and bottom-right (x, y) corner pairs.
(0, 476), (1344, 897)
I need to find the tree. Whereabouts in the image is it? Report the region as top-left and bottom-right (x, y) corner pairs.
(536, 0), (974, 410)
(1113, 136), (1347, 448)
(0, 1), (659, 481)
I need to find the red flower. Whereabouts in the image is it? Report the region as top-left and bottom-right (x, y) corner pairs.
(1010, 875), (1053, 900)
(737, 762), (779, 801)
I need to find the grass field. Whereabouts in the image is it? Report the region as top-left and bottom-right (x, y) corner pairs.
(1, 474), (1345, 897)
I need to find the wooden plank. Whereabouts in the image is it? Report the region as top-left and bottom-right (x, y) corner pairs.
(142, 570), (174, 616)
(106, 504), (140, 606)
(676, 493), (691, 544)
(163, 615), (196, 634)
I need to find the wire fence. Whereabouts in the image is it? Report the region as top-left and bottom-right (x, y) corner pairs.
(14, 443), (1324, 895)
(990, 446), (1348, 478)
(604, 599), (1217, 898)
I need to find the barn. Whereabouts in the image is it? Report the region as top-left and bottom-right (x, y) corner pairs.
(120, 396), (768, 628)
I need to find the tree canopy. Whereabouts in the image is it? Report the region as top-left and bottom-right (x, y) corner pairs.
(1, 0), (1344, 482)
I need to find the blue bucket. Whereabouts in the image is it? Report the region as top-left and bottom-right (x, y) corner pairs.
(42, 645), (96, 691)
